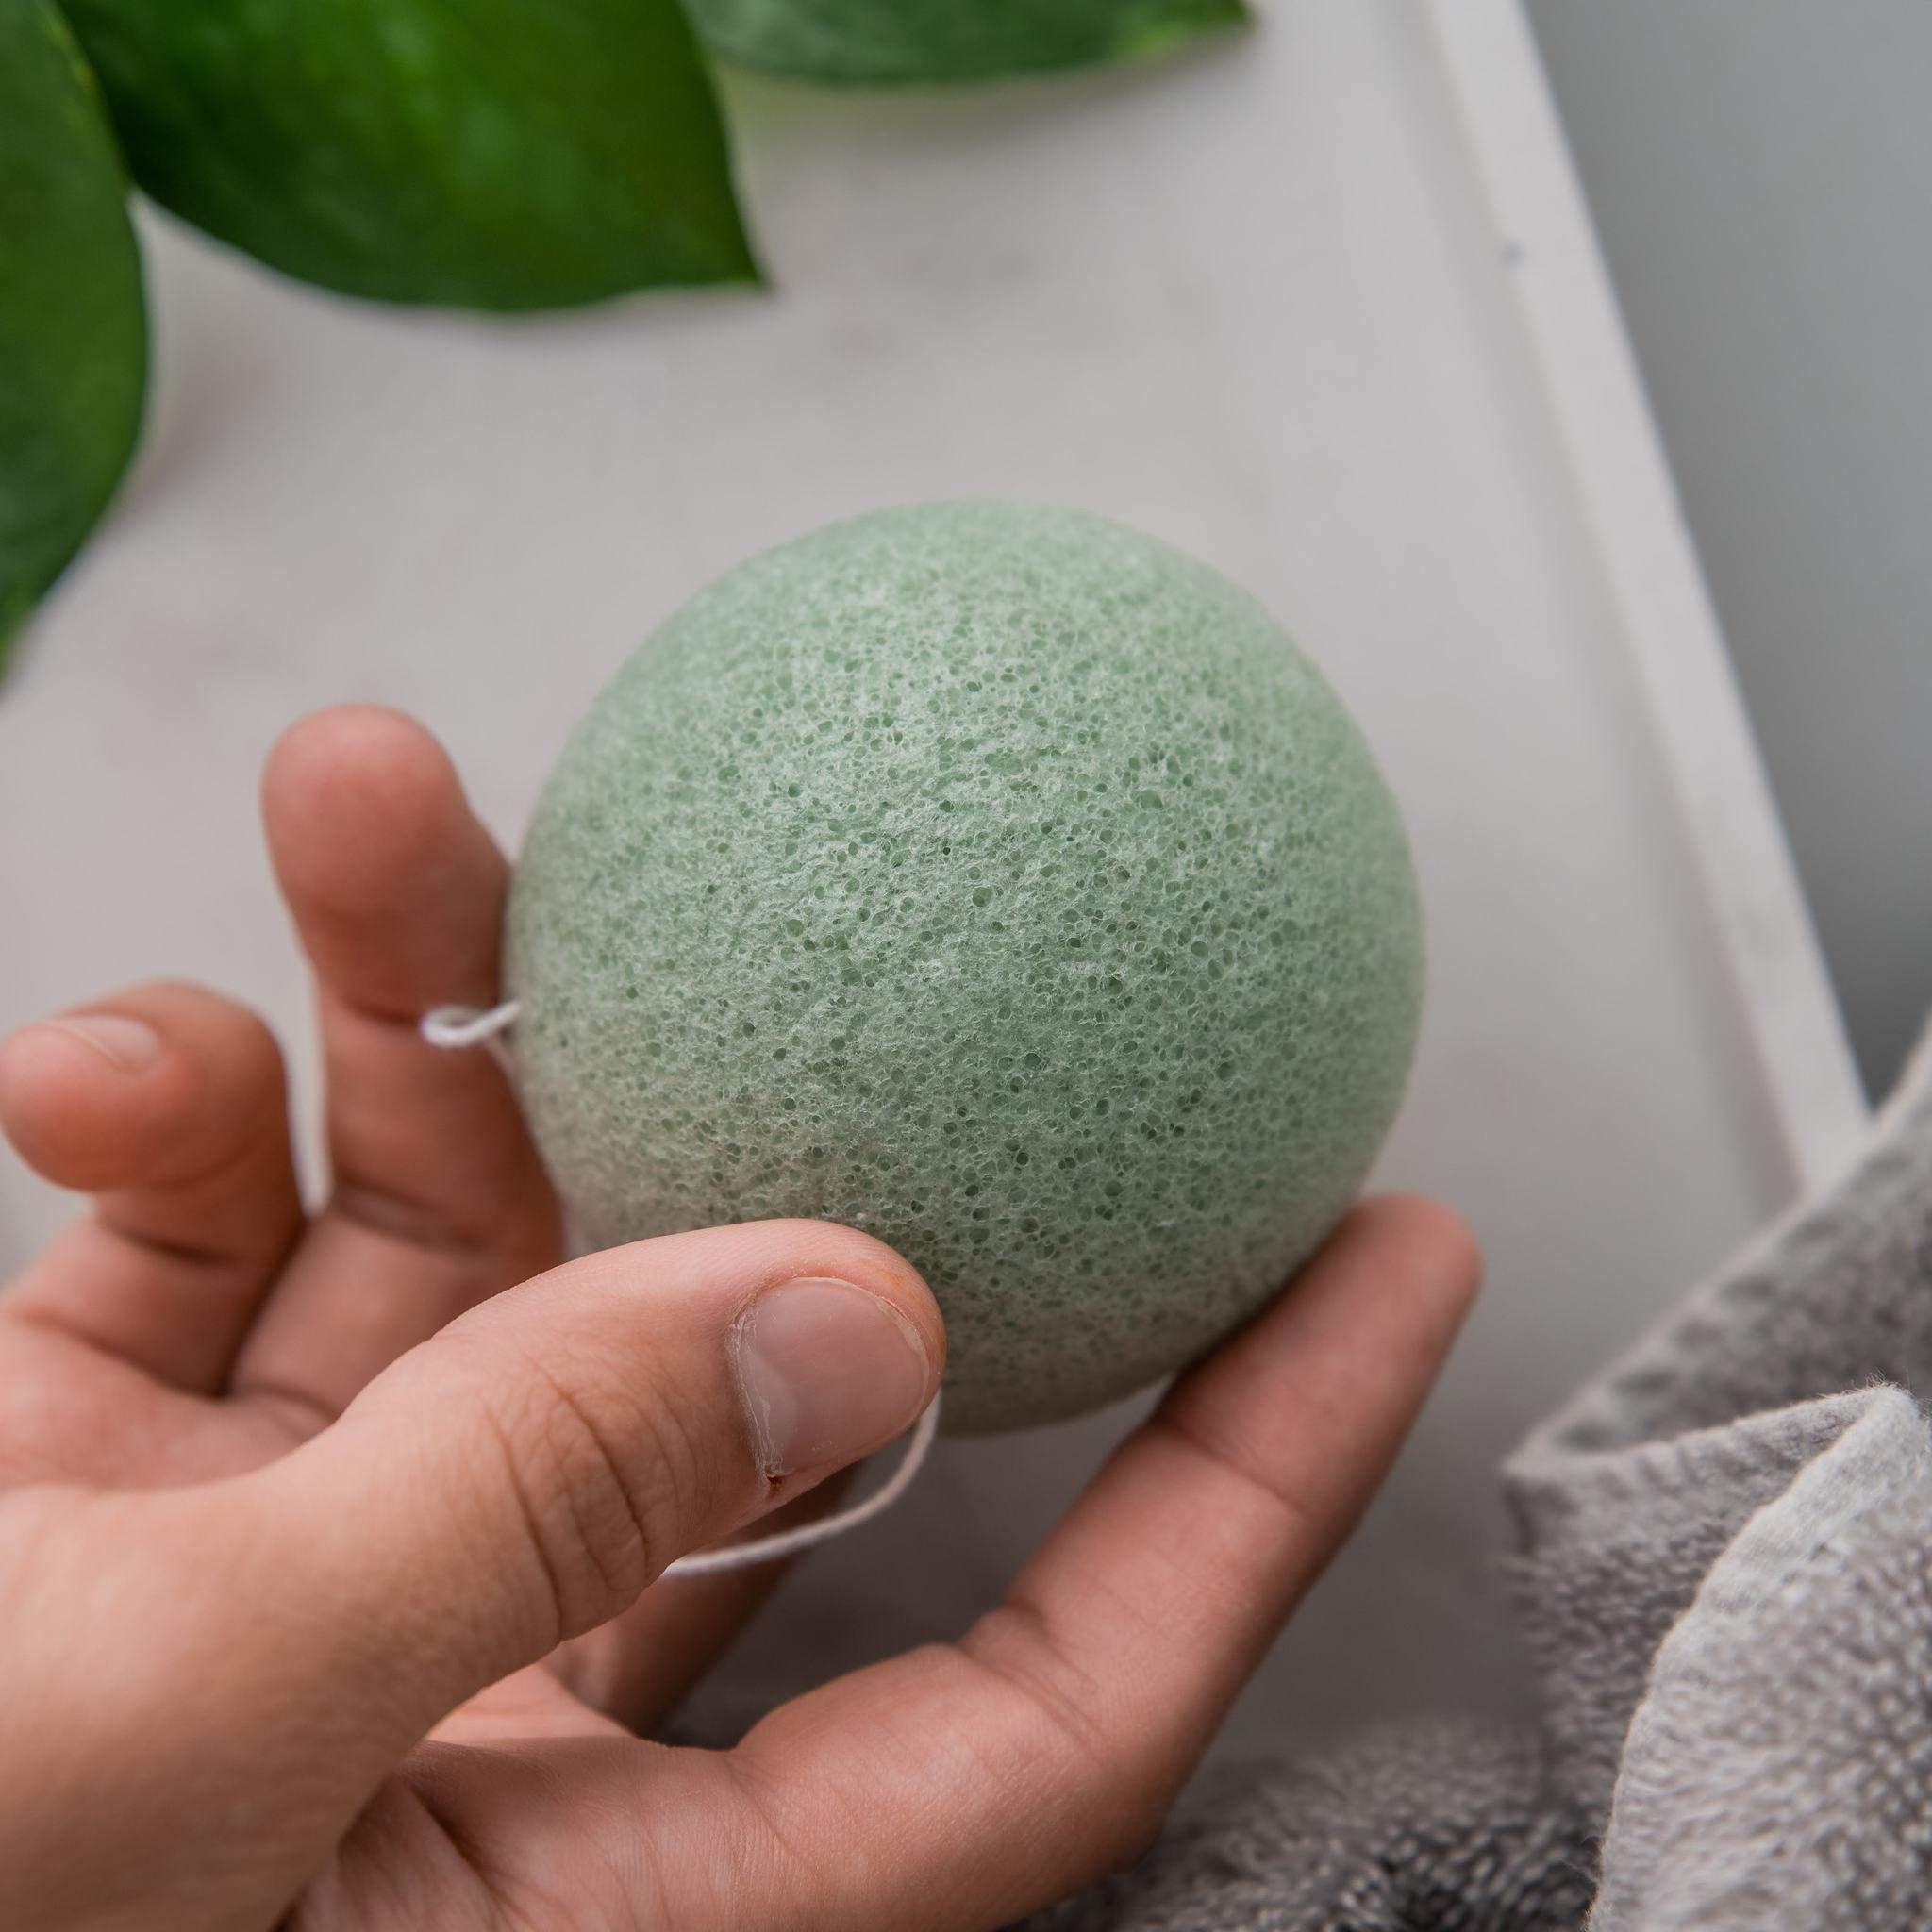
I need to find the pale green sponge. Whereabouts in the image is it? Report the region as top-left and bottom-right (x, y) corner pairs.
(505, 502), (1423, 1432)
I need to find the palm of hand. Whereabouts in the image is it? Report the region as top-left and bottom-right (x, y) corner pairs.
(0, 708), (1475, 1932)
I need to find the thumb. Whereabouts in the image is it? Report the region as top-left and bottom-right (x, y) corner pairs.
(222, 1218), (941, 1752)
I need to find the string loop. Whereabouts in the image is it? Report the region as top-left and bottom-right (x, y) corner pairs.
(421, 994), (941, 1569)
(421, 1000), (521, 1048)
(664, 1396), (941, 1574)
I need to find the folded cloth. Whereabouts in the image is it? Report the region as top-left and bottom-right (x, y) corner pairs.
(1031, 1019), (1932, 1930)
(1025, 1720), (1593, 1932)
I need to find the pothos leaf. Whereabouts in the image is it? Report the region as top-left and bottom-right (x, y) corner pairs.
(0, 0), (146, 666)
(688, 0), (1250, 86)
(58, 0), (758, 310)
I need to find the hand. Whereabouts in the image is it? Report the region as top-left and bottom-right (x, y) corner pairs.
(0, 706), (1479, 1932)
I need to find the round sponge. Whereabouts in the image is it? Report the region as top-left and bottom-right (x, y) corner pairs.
(505, 502), (1423, 1432)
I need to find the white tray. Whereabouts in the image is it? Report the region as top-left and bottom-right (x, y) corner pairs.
(0, 1), (1864, 1745)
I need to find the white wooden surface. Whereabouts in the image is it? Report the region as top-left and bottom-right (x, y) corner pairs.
(1433, 0), (1866, 1190)
(0, 4), (1859, 1747)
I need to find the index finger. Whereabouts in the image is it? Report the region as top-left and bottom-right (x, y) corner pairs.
(231, 707), (561, 1428)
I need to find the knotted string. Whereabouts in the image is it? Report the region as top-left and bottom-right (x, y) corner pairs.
(419, 998), (940, 1573)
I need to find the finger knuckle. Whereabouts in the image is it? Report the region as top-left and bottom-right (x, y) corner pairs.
(477, 1347), (700, 1640)
(962, 1606), (1173, 1871)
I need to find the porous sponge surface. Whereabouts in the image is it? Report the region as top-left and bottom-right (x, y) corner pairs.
(506, 502), (1422, 1432)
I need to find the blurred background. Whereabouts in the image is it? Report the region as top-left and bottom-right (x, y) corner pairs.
(1530, 0), (1932, 1102)
(1, 2), (1924, 1757)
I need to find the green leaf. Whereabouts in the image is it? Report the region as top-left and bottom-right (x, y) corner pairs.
(0, 0), (146, 665)
(58, 0), (758, 310)
(687, 0), (1249, 85)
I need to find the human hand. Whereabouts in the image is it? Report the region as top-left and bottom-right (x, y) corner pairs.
(0, 707), (1479, 1932)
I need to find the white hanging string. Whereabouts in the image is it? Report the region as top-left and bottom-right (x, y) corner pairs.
(420, 993), (941, 1570)
(421, 1000), (522, 1049)
(664, 1394), (941, 1574)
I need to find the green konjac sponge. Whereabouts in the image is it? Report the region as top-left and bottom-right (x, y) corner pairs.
(506, 502), (1423, 1432)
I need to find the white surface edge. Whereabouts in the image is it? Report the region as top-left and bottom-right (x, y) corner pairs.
(1423, 0), (1871, 1191)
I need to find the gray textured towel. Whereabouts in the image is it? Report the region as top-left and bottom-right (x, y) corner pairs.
(1032, 1019), (1932, 1930)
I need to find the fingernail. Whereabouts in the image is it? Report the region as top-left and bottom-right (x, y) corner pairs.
(733, 1277), (935, 1477)
(44, 1013), (162, 1074)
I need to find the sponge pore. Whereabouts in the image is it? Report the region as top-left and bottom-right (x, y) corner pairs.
(505, 502), (1423, 1432)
